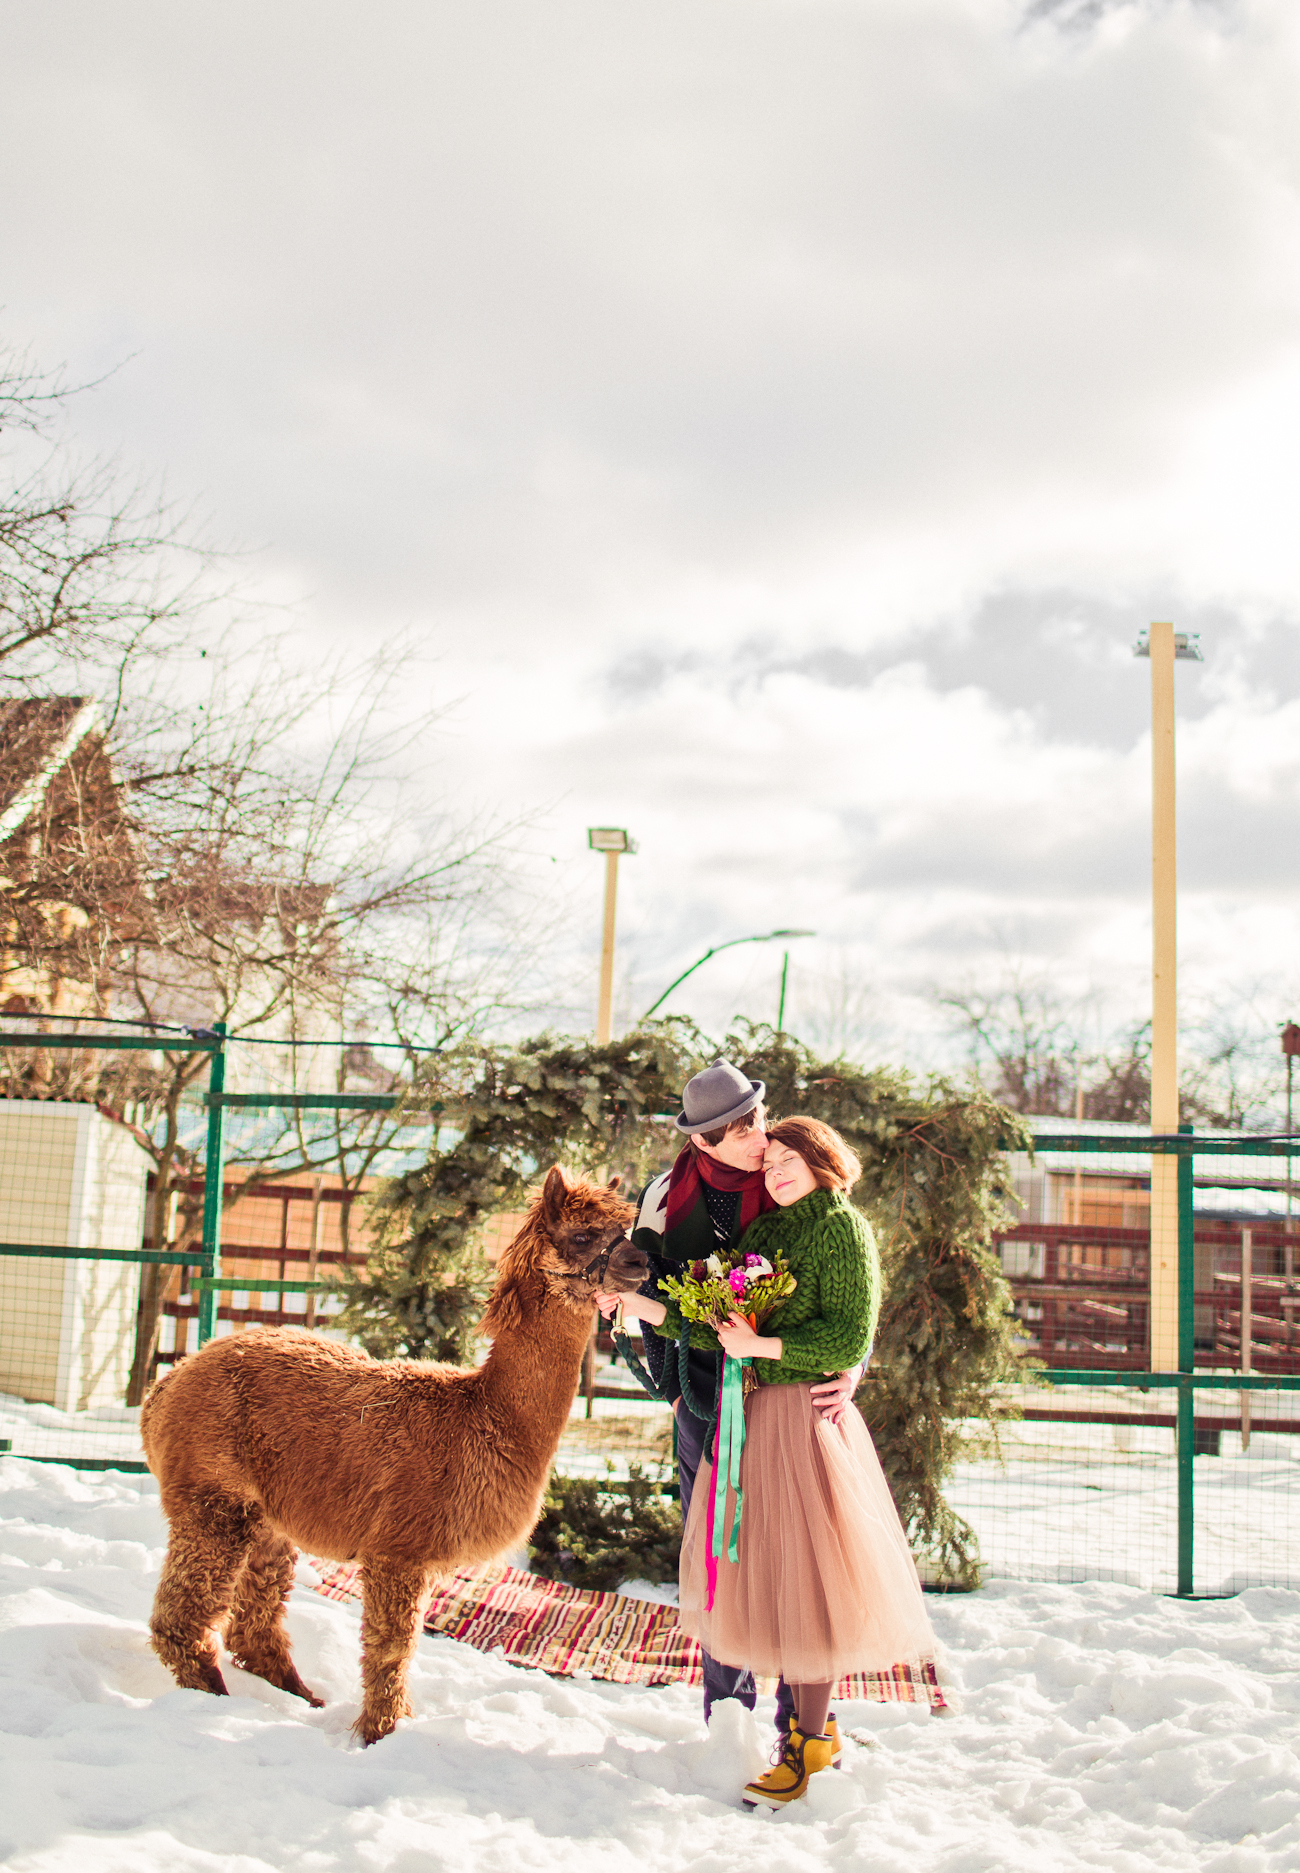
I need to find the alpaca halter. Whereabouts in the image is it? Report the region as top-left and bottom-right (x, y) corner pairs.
(555, 1237), (639, 1289)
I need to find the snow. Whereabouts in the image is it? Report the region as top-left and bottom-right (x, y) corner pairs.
(0, 1392), (147, 1470)
(3, 1457), (1300, 1871)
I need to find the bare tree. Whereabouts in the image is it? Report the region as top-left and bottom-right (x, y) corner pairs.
(1179, 988), (1297, 1131)
(937, 971), (1092, 1116)
(160, 648), (542, 1369)
(788, 948), (885, 1063)
(939, 969), (1291, 1128)
(0, 346), (215, 692)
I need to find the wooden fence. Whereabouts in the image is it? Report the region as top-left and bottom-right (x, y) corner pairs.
(996, 1216), (1300, 1374)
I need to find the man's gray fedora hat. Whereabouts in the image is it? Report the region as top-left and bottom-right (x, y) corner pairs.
(675, 1058), (766, 1136)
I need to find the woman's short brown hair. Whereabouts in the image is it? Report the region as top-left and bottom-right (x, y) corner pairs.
(764, 1116), (861, 1192)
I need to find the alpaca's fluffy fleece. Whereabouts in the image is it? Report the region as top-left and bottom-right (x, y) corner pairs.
(142, 1168), (642, 1742)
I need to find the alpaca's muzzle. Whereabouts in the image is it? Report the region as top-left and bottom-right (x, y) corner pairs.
(562, 1236), (649, 1293)
(599, 1238), (651, 1293)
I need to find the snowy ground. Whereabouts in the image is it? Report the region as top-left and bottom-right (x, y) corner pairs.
(3, 1457), (1300, 1872)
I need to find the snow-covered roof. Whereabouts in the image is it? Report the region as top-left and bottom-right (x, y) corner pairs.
(1009, 1115), (1298, 1220)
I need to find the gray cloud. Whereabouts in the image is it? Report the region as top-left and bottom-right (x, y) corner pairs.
(845, 805), (1146, 900)
(603, 590), (1300, 752)
(843, 794), (1298, 902)
(1179, 780), (1300, 894)
(1025, 0), (1236, 30)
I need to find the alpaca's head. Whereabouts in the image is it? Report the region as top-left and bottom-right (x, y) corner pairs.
(482, 1167), (646, 1333)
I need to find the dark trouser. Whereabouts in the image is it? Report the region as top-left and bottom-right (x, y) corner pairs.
(674, 1401), (796, 1734)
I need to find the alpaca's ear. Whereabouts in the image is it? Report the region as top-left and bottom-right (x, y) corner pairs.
(541, 1166), (570, 1225)
(606, 1174), (621, 1191)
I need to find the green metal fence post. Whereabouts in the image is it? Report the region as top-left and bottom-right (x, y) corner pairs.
(1176, 1124), (1195, 1595)
(196, 1023), (227, 1347)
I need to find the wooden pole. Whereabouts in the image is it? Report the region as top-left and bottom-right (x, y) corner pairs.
(596, 850), (620, 1044)
(1287, 1046), (1296, 1347)
(196, 1025), (227, 1348)
(304, 1175), (323, 1330)
(583, 1319), (597, 1419)
(1240, 1225), (1252, 1452)
(1148, 622), (1180, 1370)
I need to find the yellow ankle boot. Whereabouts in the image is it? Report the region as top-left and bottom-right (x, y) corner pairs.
(743, 1724), (836, 1807)
(776, 1712), (842, 1762)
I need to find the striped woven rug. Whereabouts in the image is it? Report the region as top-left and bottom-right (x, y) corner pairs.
(311, 1559), (947, 1709)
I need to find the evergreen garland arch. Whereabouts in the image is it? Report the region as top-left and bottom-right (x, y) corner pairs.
(332, 1021), (1031, 1583)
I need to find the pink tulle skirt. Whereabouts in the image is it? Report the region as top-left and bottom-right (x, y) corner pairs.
(678, 1380), (936, 1682)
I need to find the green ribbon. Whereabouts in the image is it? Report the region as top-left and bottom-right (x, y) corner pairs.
(711, 1354), (750, 1568)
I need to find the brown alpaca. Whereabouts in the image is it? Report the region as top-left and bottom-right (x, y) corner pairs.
(141, 1167), (646, 1743)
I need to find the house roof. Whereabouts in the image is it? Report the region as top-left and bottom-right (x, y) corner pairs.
(0, 696), (100, 840)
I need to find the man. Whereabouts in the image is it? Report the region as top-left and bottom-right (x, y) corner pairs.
(604, 1058), (861, 1733)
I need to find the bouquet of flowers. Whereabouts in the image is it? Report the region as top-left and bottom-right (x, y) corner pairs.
(659, 1246), (796, 1337)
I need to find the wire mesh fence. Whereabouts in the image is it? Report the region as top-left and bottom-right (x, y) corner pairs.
(0, 1026), (218, 1471)
(0, 1022), (390, 1468)
(178, 1092), (441, 1338)
(995, 1121), (1300, 1375)
(967, 1123), (1300, 1594)
(937, 1376), (1300, 1595)
(156, 1169), (364, 1369)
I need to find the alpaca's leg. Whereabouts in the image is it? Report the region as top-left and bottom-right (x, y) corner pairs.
(355, 1559), (433, 1745)
(226, 1524), (324, 1707)
(149, 1490), (261, 1695)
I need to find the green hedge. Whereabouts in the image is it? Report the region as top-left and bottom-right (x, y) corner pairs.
(529, 1467), (682, 1592)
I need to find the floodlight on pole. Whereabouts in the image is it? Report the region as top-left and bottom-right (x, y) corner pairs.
(641, 929), (815, 1023)
(1134, 629), (1203, 663)
(1133, 622), (1203, 1372)
(588, 828), (637, 1044)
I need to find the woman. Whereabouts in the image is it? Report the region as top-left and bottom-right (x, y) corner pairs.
(616, 1116), (935, 1806)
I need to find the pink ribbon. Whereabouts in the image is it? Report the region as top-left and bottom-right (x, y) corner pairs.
(704, 1379), (725, 1610)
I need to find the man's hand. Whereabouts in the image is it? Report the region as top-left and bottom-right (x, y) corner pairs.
(596, 1289), (667, 1327)
(810, 1366), (863, 1426)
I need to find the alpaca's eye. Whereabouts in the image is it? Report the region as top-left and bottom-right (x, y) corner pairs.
(571, 1232), (593, 1246)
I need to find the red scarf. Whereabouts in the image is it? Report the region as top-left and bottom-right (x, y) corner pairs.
(664, 1143), (776, 1239)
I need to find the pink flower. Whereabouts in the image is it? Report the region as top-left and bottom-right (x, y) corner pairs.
(727, 1268), (747, 1296)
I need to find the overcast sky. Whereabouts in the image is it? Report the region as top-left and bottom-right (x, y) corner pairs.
(4, 0), (1299, 1061)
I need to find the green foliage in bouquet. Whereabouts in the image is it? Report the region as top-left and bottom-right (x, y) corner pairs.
(529, 1466), (683, 1591)
(659, 1247), (797, 1332)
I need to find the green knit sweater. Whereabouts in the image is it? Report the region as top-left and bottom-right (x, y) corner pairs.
(652, 1186), (880, 1386)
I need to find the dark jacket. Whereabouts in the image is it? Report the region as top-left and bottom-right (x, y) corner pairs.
(630, 1169), (745, 1419)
